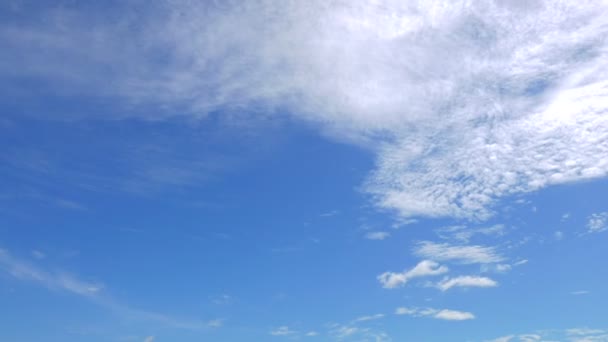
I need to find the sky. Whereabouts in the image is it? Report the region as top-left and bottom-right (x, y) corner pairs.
(1, 0), (608, 341)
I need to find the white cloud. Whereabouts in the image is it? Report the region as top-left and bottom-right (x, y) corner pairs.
(414, 241), (504, 264)
(487, 329), (608, 342)
(305, 331), (318, 337)
(487, 336), (514, 342)
(365, 231), (391, 240)
(144, 337), (155, 342)
(568, 328), (607, 336)
(378, 260), (448, 289)
(328, 323), (391, 342)
(513, 259), (528, 266)
(517, 335), (541, 342)
(353, 314), (385, 322)
(394, 307), (475, 321)
(587, 212), (608, 233)
(395, 307), (418, 315)
(482, 263), (511, 273)
(434, 309), (475, 321)
(436, 275), (497, 291)
(270, 326), (296, 336)
(3, 1), (608, 221)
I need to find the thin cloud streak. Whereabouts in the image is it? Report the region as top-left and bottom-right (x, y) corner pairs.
(414, 241), (505, 264)
(395, 307), (475, 321)
(436, 276), (498, 291)
(0, 247), (218, 330)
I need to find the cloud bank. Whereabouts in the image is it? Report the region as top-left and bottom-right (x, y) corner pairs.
(2, 0), (608, 219)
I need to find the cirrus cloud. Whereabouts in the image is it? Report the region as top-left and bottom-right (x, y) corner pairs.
(2, 1), (608, 220)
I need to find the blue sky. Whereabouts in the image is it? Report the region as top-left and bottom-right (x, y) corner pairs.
(1, 1), (608, 341)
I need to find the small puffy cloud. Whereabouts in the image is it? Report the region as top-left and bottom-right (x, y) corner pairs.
(436, 276), (497, 291)
(378, 260), (448, 289)
(587, 212), (608, 233)
(144, 337), (155, 342)
(365, 231), (391, 240)
(394, 307), (474, 321)
(270, 326), (296, 336)
(414, 241), (504, 264)
(305, 331), (318, 337)
(433, 309), (475, 321)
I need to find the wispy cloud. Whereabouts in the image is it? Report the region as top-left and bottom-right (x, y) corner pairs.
(268, 326), (322, 339)
(0, 247), (218, 330)
(320, 210), (339, 217)
(378, 260), (448, 289)
(395, 307), (475, 321)
(2, 1), (607, 221)
(0, 248), (102, 297)
(436, 276), (498, 291)
(414, 241), (504, 264)
(31, 250), (46, 259)
(487, 328), (608, 342)
(571, 290), (590, 295)
(487, 335), (514, 342)
(437, 224), (506, 243)
(364, 231), (391, 240)
(270, 326), (296, 336)
(328, 323), (390, 342)
(353, 313), (384, 323)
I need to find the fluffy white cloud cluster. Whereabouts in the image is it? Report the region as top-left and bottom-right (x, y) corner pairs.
(378, 259), (448, 288)
(2, 0), (608, 219)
